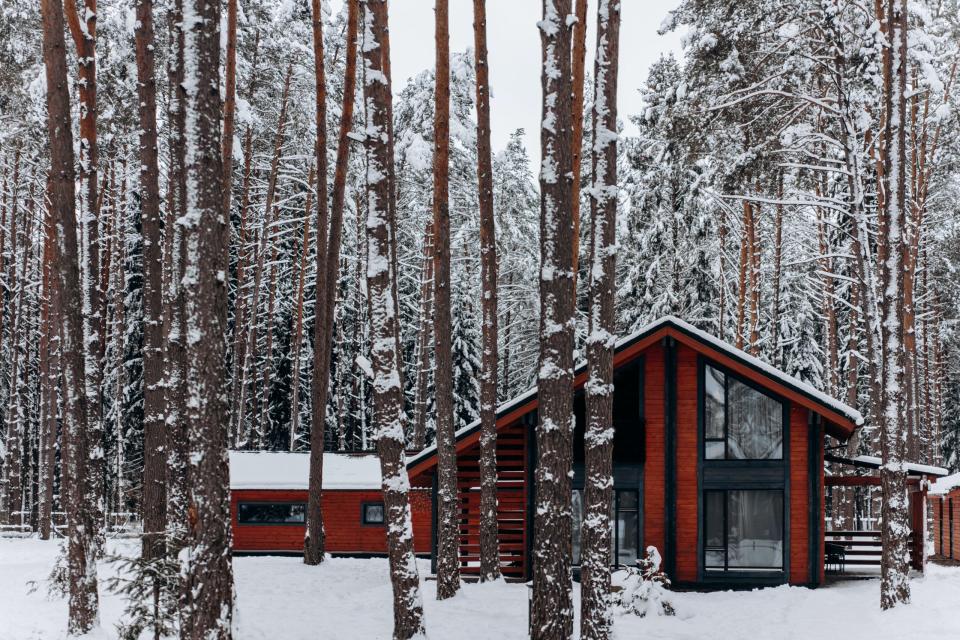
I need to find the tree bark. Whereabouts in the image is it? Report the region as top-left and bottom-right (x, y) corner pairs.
(473, 0), (501, 584)
(569, 0), (587, 285)
(290, 168), (315, 451)
(432, 0), (461, 601)
(532, 1), (576, 637)
(580, 3), (619, 638)
(360, 2), (427, 637)
(878, 0), (910, 610)
(221, 0), (239, 219)
(411, 221), (434, 451)
(40, 0), (99, 629)
(305, 0), (360, 566)
(135, 0), (168, 577)
(178, 0), (235, 636)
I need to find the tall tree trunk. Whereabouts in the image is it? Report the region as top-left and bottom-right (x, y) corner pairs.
(359, 2), (427, 637)
(580, 2), (619, 638)
(178, 0), (235, 636)
(290, 168), (315, 451)
(221, 0), (239, 219)
(770, 175), (783, 365)
(432, 0), (461, 601)
(135, 0), (168, 580)
(65, 0), (106, 544)
(532, 1), (576, 637)
(878, 0), (910, 610)
(569, 0), (587, 286)
(735, 199), (749, 350)
(237, 64), (293, 447)
(40, 0), (99, 629)
(305, 0), (359, 566)
(746, 200), (760, 355)
(38, 196), (58, 540)
(473, 0), (501, 584)
(411, 221), (434, 451)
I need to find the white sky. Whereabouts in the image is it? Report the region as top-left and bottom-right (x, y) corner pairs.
(332, 0), (685, 155)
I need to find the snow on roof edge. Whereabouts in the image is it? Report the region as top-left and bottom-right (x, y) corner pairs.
(852, 455), (949, 478)
(407, 315), (864, 472)
(229, 450), (383, 490)
(931, 472), (960, 495)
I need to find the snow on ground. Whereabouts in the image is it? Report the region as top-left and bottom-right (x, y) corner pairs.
(2, 538), (959, 639)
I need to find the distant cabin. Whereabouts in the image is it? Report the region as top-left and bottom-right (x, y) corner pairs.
(229, 451), (432, 556)
(405, 315), (940, 588)
(930, 473), (960, 562)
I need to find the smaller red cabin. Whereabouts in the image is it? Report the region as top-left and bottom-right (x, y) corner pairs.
(230, 451), (433, 556)
(930, 473), (960, 562)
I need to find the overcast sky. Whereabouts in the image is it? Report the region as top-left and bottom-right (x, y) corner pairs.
(332, 1), (685, 156)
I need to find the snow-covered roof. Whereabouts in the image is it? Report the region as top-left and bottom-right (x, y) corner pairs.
(850, 455), (949, 478)
(931, 472), (960, 495)
(408, 315), (864, 473)
(229, 451), (382, 491)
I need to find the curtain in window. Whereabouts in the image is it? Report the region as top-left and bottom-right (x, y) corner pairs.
(726, 378), (782, 459)
(727, 490), (783, 569)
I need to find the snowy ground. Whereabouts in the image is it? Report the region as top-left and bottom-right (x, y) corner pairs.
(1, 538), (959, 640)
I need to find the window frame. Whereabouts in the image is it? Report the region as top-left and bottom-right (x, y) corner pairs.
(702, 488), (786, 573)
(696, 355), (791, 583)
(702, 362), (785, 462)
(362, 501), (386, 527)
(236, 501), (307, 526)
(570, 488), (641, 569)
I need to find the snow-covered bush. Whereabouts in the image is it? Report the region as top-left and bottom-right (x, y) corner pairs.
(612, 546), (675, 618)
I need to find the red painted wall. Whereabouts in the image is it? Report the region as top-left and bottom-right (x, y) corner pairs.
(789, 404), (810, 585)
(231, 488), (432, 554)
(930, 489), (960, 560)
(674, 344), (699, 583)
(643, 345), (666, 557)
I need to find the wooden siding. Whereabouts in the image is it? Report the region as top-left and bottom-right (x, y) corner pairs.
(230, 488), (432, 554)
(789, 404), (809, 584)
(643, 345), (666, 556)
(930, 490), (960, 560)
(455, 420), (529, 579)
(675, 344), (699, 582)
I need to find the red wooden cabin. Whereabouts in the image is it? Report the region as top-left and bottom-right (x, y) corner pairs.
(230, 451), (432, 555)
(930, 473), (960, 561)
(407, 316), (868, 588)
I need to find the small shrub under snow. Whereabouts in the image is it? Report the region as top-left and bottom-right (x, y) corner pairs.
(612, 546), (676, 618)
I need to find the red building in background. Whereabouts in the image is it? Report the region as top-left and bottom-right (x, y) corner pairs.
(230, 451), (432, 555)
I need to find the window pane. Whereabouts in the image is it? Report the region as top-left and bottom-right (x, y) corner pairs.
(238, 503), (305, 524)
(364, 504), (385, 524)
(705, 491), (725, 569)
(726, 378), (783, 459)
(572, 490), (583, 566)
(616, 509), (639, 566)
(618, 490), (639, 511)
(726, 490), (783, 570)
(704, 366), (725, 440)
(705, 440), (725, 460)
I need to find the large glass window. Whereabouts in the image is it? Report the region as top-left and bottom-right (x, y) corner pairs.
(704, 365), (783, 460)
(571, 489), (639, 567)
(704, 490), (783, 572)
(237, 502), (306, 525)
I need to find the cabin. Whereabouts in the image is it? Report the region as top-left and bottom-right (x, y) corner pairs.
(229, 451), (432, 555)
(407, 315), (875, 588)
(930, 472), (960, 562)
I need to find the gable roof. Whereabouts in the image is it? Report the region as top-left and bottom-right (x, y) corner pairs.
(230, 451), (382, 490)
(407, 315), (864, 479)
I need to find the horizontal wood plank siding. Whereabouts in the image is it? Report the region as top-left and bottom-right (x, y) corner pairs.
(789, 404), (809, 585)
(644, 345), (666, 556)
(231, 488), (432, 554)
(675, 344), (698, 582)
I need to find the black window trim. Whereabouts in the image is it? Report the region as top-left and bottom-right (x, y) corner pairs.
(236, 501), (306, 526)
(570, 487), (641, 569)
(696, 354), (791, 583)
(362, 501), (386, 526)
(702, 361), (786, 462)
(702, 488), (786, 573)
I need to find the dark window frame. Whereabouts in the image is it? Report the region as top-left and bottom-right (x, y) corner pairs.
(362, 501), (386, 526)
(702, 363), (785, 462)
(696, 355), (790, 582)
(236, 501), (306, 526)
(702, 488), (786, 572)
(570, 488), (641, 569)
